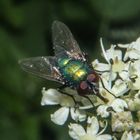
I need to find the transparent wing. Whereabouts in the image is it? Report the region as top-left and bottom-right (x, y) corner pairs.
(52, 20), (85, 59)
(19, 56), (63, 83)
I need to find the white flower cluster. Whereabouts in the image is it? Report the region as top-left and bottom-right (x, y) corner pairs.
(41, 37), (140, 140)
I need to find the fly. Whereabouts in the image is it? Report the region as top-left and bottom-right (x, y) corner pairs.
(19, 21), (108, 105)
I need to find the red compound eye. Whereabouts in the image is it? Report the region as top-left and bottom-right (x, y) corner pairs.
(87, 73), (96, 82)
(80, 81), (88, 90)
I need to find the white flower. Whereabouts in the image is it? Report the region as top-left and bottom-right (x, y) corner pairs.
(128, 60), (140, 90)
(92, 41), (130, 97)
(41, 88), (86, 125)
(118, 37), (140, 61)
(97, 105), (110, 118)
(110, 98), (128, 112)
(101, 78), (128, 97)
(70, 108), (87, 122)
(41, 88), (63, 105)
(127, 91), (140, 111)
(69, 116), (112, 140)
(118, 39), (140, 91)
(41, 88), (75, 106)
(111, 79), (128, 97)
(131, 76), (140, 89)
(51, 107), (69, 125)
(133, 133), (140, 140)
(97, 98), (128, 118)
(121, 131), (133, 140)
(92, 59), (110, 72)
(92, 44), (129, 81)
(111, 111), (134, 132)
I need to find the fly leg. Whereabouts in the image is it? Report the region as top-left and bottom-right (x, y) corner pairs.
(81, 95), (95, 107)
(99, 77), (116, 98)
(96, 92), (108, 103)
(89, 82), (109, 103)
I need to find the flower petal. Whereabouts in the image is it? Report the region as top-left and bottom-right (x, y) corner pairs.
(101, 72), (117, 84)
(119, 70), (129, 81)
(111, 99), (128, 112)
(118, 37), (140, 50)
(69, 123), (86, 139)
(51, 107), (69, 125)
(128, 92), (140, 111)
(97, 134), (112, 140)
(87, 116), (99, 135)
(92, 59), (110, 71)
(97, 105), (110, 118)
(79, 134), (96, 140)
(131, 78), (140, 91)
(106, 45), (122, 60)
(119, 38), (140, 61)
(70, 108), (87, 122)
(121, 131), (133, 140)
(111, 79), (128, 97)
(124, 49), (140, 61)
(60, 94), (75, 107)
(41, 88), (61, 105)
(111, 111), (133, 132)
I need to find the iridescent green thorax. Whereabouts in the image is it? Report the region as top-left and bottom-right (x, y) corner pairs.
(58, 58), (92, 86)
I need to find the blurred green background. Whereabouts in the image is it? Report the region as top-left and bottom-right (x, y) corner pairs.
(1, 0), (140, 140)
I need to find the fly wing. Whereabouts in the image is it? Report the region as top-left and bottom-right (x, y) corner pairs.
(52, 20), (85, 60)
(19, 56), (63, 83)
